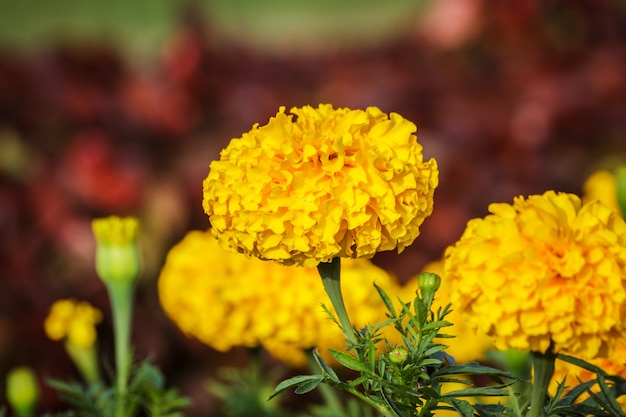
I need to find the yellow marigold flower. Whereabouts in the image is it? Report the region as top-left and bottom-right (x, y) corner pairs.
(403, 260), (493, 364)
(202, 104), (438, 267)
(44, 299), (102, 349)
(550, 343), (626, 411)
(444, 191), (626, 359)
(158, 230), (403, 367)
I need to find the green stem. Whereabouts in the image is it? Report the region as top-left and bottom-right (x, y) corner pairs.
(105, 280), (134, 417)
(317, 258), (358, 347)
(527, 349), (556, 417)
(345, 387), (397, 417)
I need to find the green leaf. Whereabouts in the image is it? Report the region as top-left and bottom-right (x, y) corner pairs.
(445, 398), (475, 417)
(441, 386), (510, 398)
(420, 358), (443, 367)
(423, 344), (448, 357)
(422, 320), (453, 332)
(432, 363), (515, 379)
(380, 387), (410, 417)
(294, 375), (324, 394)
(270, 375), (324, 400)
(313, 349), (340, 383)
(374, 282), (397, 317)
(329, 350), (370, 373)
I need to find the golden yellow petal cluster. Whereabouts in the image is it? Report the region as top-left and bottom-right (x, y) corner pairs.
(44, 299), (102, 349)
(202, 104), (438, 267)
(444, 191), (626, 359)
(158, 230), (404, 367)
(403, 260), (493, 363)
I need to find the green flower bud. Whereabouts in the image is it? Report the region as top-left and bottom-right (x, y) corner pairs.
(92, 216), (141, 285)
(6, 366), (39, 417)
(418, 272), (441, 309)
(389, 346), (409, 364)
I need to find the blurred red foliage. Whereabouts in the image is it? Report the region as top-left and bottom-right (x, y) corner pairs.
(0, 1), (625, 415)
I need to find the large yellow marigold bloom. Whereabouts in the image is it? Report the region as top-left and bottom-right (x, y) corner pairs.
(158, 230), (403, 367)
(202, 104), (438, 267)
(403, 260), (493, 364)
(44, 299), (102, 349)
(444, 191), (626, 359)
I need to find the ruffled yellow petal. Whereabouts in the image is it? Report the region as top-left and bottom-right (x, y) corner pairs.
(203, 104), (438, 266)
(444, 191), (626, 359)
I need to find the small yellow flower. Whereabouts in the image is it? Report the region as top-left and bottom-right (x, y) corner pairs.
(203, 104), (438, 267)
(582, 170), (619, 211)
(444, 191), (626, 359)
(158, 230), (404, 367)
(44, 299), (102, 349)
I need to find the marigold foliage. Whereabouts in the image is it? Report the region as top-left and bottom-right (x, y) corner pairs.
(202, 104), (438, 267)
(444, 191), (626, 359)
(551, 343), (626, 411)
(44, 299), (102, 348)
(404, 260), (493, 363)
(158, 230), (403, 367)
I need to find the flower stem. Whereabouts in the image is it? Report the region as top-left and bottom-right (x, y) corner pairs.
(105, 280), (134, 417)
(317, 258), (358, 346)
(527, 349), (556, 417)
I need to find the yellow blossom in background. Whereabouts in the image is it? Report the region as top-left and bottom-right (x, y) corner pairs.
(403, 260), (493, 364)
(582, 170), (619, 211)
(158, 229), (404, 367)
(203, 104), (438, 267)
(550, 343), (626, 411)
(44, 299), (102, 348)
(444, 191), (626, 359)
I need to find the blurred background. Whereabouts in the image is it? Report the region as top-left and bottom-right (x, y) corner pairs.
(1, 0), (625, 415)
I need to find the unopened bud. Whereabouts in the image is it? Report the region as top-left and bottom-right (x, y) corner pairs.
(6, 366), (39, 417)
(418, 272), (441, 309)
(92, 216), (141, 285)
(389, 347), (409, 364)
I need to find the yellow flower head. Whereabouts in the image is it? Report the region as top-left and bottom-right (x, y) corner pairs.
(403, 260), (493, 363)
(203, 104), (438, 267)
(444, 191), (626, 359)
(44, 299), (103, 349)
(158, 230), (403, 367)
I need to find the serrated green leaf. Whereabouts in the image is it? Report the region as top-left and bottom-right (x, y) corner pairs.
(294, 375), (324, 394)
(420, 358), (443, 367)
(424, 344), (447, 357)
(313, 349), (340, 383)
(422, 320), (453, 332)
(442, 387), (510, 398)
(445, 398), (475, 417)
(269, 375), (324, 400)
(432, 363), (514, 378)
(329, 350), (370, 373)
(374, 282), (397, 317)
(380, 387), (410, 417)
